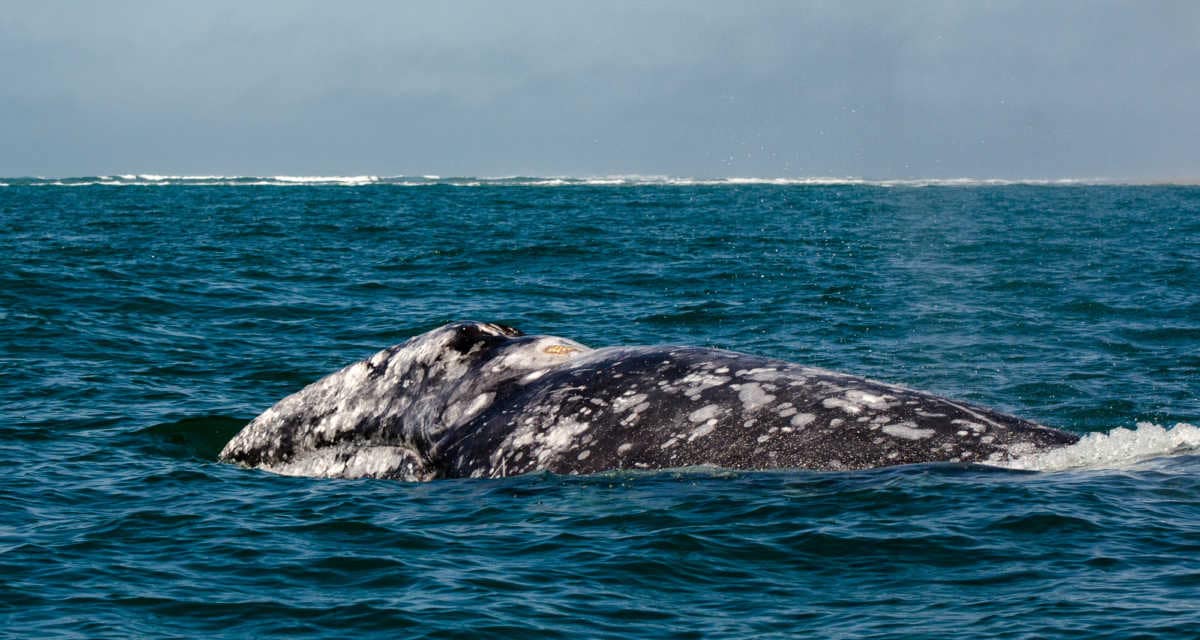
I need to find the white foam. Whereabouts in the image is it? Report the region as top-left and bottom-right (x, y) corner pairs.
(999, 422), (1200, 472)
(165, 175), (232, 180)
(270, 175), (380, 185)
(563, 176), (1120, 187)
(11, 174), (1174, 187)
(132, 174), (234, 181)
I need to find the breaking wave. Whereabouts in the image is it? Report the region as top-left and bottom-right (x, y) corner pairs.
(2, 175), (1153, 188)
(1000, 422), (1200, 472)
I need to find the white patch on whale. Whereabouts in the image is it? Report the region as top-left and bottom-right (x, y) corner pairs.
(689, 420), (718, 441)
(845, 390), (892, 409)
(530, 419), (591, 464)
(612, 393), (648, 413)
(952, 419), (987, 433)
(688, 404), (721, 422)
(263, 445), (428, 481)
(883, 422), (936, 440)
(443, 392), (495, 426)
(735, 382), (775, 413)
(677, 372), (732, 399)
(791, 412), (816, 428)
(822, 397), (862, 415)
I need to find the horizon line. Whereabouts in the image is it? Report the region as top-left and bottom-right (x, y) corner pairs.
(2, 174), (1199, 187)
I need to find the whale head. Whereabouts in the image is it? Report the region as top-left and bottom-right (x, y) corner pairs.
(218, 321), (590, 480)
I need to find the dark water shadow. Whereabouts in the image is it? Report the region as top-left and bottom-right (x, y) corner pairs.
(129, 415), (247, 461)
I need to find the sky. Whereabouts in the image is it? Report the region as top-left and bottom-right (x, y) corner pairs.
(2, 1), (1198, 179)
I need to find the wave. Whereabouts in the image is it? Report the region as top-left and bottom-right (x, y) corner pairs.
(2, 175), (1175, 188)
(1000, 422), (1200, 472)
(268, 175), (380, 185)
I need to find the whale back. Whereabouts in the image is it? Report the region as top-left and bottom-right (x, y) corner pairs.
(440, 346), (1080, 478)
(218, 322), (590, 479)
(221, 322), (1079, 480)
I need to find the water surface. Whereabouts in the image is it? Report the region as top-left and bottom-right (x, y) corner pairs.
(2, 179), (1197, 637)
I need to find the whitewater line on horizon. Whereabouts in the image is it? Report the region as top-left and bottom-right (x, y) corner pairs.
(6, 174), (1192, 187)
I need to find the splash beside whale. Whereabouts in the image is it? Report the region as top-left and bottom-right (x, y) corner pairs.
(219, 322), (1079, 480)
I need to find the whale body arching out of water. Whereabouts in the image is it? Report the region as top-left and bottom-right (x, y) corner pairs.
(219, 322), (1079, 480)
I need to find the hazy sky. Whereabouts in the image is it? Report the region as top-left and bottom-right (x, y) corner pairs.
(2, 1), (1197, 179)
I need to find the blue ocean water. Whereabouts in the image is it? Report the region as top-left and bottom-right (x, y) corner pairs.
(1, 177), (1198, 638)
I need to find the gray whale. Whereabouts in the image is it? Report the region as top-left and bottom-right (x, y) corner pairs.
(219, 322), (1078, 480)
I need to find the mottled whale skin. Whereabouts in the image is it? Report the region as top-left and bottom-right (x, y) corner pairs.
(219, 322), (1079, 480)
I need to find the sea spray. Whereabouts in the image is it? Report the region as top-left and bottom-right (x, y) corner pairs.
(1000, 422), (1200, 471)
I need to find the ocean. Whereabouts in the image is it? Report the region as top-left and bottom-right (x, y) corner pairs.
(2, 176), (1198, 638)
